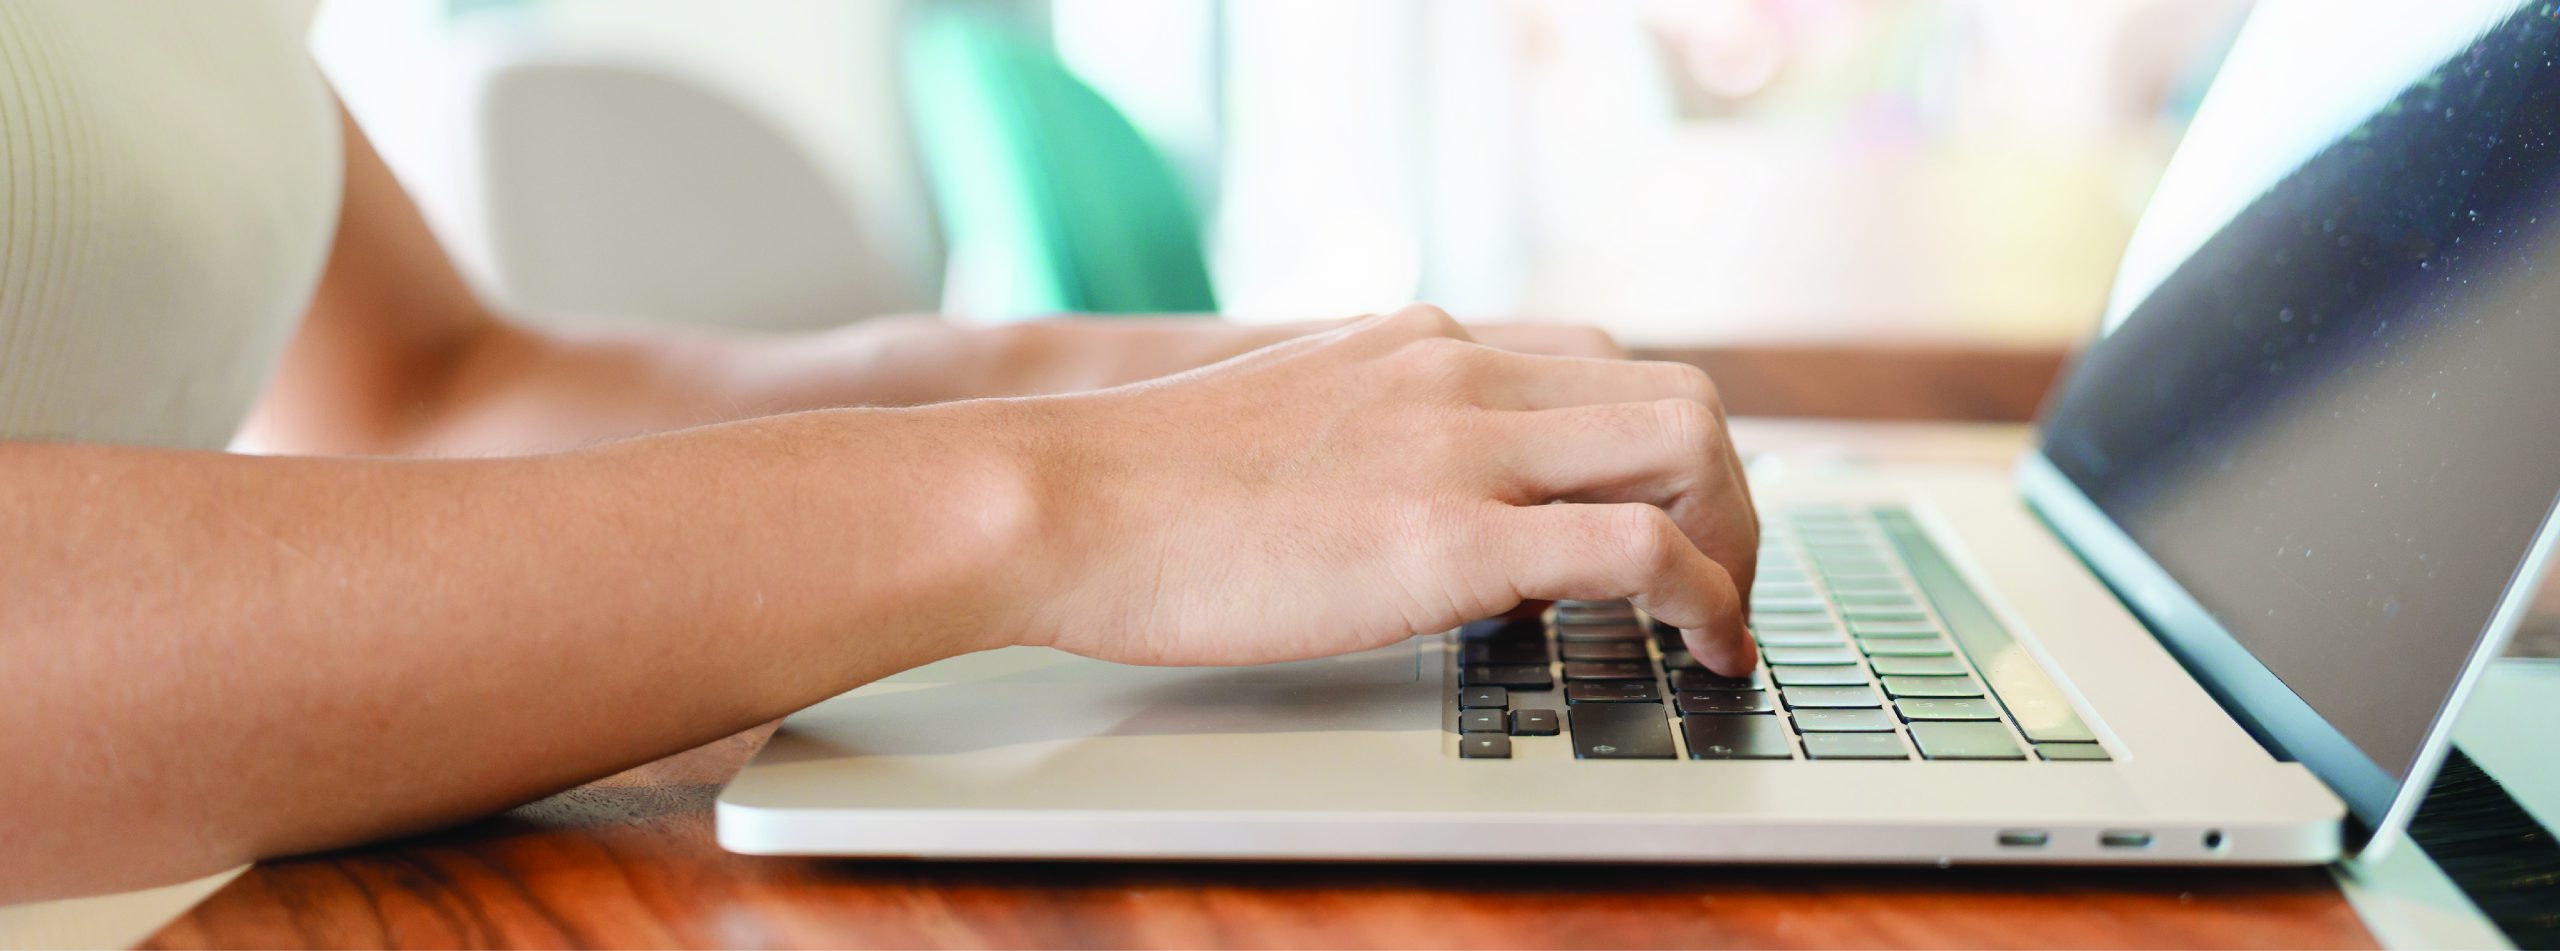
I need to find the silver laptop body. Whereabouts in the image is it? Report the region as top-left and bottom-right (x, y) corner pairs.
(718, 0), (2560, 866)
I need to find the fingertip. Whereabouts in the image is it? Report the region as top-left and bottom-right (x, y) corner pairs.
(1682, 626), (1759, 677)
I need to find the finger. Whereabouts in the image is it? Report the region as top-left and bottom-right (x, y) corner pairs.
(1466, 323), (1628, 360)
(1486, 399), (1759, 594)
(1493, 503), (1755, 676)
(1451, 348), (1725, 413)
(1337, 303), (1476, 352)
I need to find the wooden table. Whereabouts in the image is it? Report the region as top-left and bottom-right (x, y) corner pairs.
(145, 343), (2378, 950)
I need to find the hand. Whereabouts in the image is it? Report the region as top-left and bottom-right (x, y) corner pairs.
(1009, 304), (1759, 675)
(973, 315), (1628, 400)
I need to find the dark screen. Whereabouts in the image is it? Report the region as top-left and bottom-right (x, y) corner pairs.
(2042, 4), (2560, 780)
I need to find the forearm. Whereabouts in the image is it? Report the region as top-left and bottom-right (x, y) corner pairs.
(246, 314), (1344, 457)
(0, 403), (1037, 901)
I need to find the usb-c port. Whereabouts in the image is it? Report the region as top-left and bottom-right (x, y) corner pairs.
(2100, 830), (2154, 848)
(1997, 830), (2050, 847)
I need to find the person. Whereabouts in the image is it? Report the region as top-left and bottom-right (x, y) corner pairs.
(0, 1), (1757, 903)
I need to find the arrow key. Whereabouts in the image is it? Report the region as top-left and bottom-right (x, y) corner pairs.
(1682, 715), (1795, 759)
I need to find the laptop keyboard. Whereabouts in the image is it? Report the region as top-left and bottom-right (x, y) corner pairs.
(1447, 505), (2112, 762)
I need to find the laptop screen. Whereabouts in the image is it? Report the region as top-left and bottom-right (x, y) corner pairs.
(2037, 0), (2560, 812)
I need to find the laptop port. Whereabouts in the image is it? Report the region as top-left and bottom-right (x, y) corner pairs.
(2100, 830), (2154, 848)
(1996, 830), (2050, 847)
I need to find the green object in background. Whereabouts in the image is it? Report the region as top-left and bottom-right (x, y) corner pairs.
(902, 8), (1218, 317)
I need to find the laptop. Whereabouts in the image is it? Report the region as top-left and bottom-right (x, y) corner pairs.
(718, 0), (2560, 866)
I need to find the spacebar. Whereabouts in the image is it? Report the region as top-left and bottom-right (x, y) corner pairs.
(1569, 704), (1676, 759)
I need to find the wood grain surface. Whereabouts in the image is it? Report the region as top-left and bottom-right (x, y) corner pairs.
(145, 343), (2375, 950)
(148, 722), (2372, 951)
(1639, 344), (2070, 422)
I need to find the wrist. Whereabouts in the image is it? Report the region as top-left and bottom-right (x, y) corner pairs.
(800, 398), (1059, 659)
(934, 395), (1082, 653)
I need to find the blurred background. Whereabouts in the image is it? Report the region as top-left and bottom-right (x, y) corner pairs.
(312, 0), (2251, 347)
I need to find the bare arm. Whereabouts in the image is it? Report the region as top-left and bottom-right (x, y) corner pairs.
(238, 108), (1617, 457)
(2, 401), (1039, 901)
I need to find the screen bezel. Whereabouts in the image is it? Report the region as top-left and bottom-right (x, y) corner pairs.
(2017, 448), (2558, 852)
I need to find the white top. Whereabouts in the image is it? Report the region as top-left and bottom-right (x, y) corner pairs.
(0, 0), (338, 450)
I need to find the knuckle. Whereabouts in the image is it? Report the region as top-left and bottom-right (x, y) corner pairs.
(1602, 505), (1682, 580)
(1387, 302), (1465, 339)
(1572, 327), (1627, 358)
(1656, 361), (1723, 413)
(1384, 335), (1483, 388)
(1646, 397), (1718, 456)
(1404, 333), (1475, 363)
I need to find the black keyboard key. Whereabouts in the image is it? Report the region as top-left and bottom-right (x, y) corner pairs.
(1511, 708), (1561, 735)
(1555, 598), (1631, 611)
(1833, 591), (1921, 608)
(1658, 650), (1703, 671)
(1826, 575), (1908, 593)
(1546, 602), (1628, 617)
(1546, 615), (1628, 630)
(1557, 625), (1648, 643)
(1556, 598), (1634, 613)
(1561, 641), (1646, 662)
(1457, 687), (1509, 709)
(2021, 718), (2099, 744)
(1782, 685), (1884, 708)
(1820, 570), (1901, 586)
(1807, 563), (1884, 577)
(1755, 628), (1848, 648)
(1750, 598), (1829, 616)
(1790, 707), (1897, 732)
(1669, 668), (1765, 691)
(1763, 646), (1860, 665)
(1859, 637), (1954, 657)
(1563, 661), (1652, 682)
(1461, 641), (1550, 666)
(1681, 715), (1794, 759)
(1800, 532), (1877, 548)
(1801, 732), (1911, 760)
(1460, 710), (1507, 733)
(1771, 665), (1869, 687)
(1460, 617), (1544, 641)
(1815, 566), (1895, 584)
(1676, 690), (1776, 715)
(1461, 665), (1553, 690)
(1804, 539), (1882, 554)
(1909, 722), (2026, 760)
(2036, 742), (2110, 761)
(1566, 681), (1662, 704)
(1896, 698), (2002, 721)
(1753, 615), (1844, 632)
(1570, 703), (1676, 758)
(1460, 734), (1513, 759)
(1871, 655), (1968, 677)
(1881, 675), (1984, 698)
